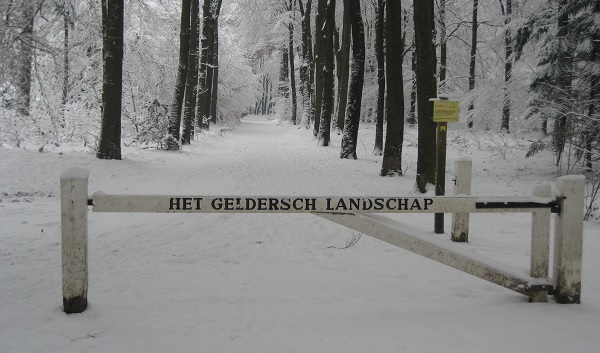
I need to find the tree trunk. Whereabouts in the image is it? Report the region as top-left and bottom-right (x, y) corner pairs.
(317, 0), (335, 146)
(334, 1), (350, 134)
(287, 0), (298, 125)
(439, 0), (447, 92)
(210, 5), (221, 125)
(467, 0), (478, 129)
(97, 0), (124, 160)
(586, 0), (600, 170)
(381, 0), (405, 176)
(299, 0), (314, 129)
(408, 47), (417, 127)
(373, 0), (385, 155)
(201, 10), (214, 130)
(15, 2), (34, 117)
(62, 6), (70, 125)
(314, 0), (325, 136)
(408, 7), (416, 127)
(196, 0), (214, 130)
(340, 0), (365, 159)
(264, 75), (272, 113)
(169, 0), (192, 143)
(277, 46), (290, 117)
(554, 0), (573, 168)
(413, 0), (437, 192)
(181, 0), (199, 144)
(501, 0), (512, 133)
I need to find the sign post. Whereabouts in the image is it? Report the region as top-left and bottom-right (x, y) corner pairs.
(435, 121), (448, 234)
(429, 97), (460, 234)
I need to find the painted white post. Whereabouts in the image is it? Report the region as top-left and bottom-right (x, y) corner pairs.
(61, 168), (89, 313)
(451, 158), (472, 242)
(529, 184), (552, 302)
(553, 175), (585, 304)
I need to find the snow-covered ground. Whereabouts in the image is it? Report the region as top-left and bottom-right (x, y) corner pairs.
(1, 115), (599, 352)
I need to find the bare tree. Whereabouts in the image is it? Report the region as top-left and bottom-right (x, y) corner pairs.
(413, 0), (437, 192)
(287, 0), (297, 125)
(467, 0), (478, 128)
(317, 0), (335, 145)
(210, 3), (221, 125)
(500, 0), (512, 133)
(59, 1), (74, 123)
(407, 10), (416, 127)
(181, 0), (199, 144)
(334, 0), (350, 134)
(585, 0), (600, 170)
(551, 0), (574, 168)
(168, 0), (192, 146)
(13, 2), (38, 117)
(277, 46), (290, 114)
(373, 0), (385, 155)
(438, 0), (447, 92)
(313, 0), (324, 136)
(298, 0), (315, 129)
(97, 0), (124, 160)
(340, 0), (365, 159)
(196, 0), (222, 130)
(381, 0), (405, 176)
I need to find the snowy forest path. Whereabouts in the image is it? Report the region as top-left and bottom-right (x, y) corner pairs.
(224, 115), (317, 195)
(214, 115), (401, 197)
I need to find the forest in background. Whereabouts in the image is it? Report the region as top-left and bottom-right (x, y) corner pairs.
(0, 0), (598, 205)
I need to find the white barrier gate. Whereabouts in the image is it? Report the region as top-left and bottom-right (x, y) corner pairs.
(60, 161), (585, 313)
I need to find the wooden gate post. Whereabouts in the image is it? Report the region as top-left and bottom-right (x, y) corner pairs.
(61, 168), (89, 313)
(553, 175), (585, 304)
(451, 158), (472, 242)
(529, 184), (552, 302)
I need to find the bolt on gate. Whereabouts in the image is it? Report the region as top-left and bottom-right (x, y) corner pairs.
(60, 160), (584, 314)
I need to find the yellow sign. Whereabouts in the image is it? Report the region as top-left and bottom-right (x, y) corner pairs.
(433, 100), (460, 122)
